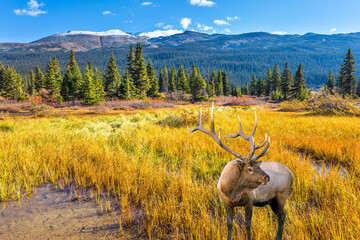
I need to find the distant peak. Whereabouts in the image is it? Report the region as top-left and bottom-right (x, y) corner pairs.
(58, 29), (131, 37)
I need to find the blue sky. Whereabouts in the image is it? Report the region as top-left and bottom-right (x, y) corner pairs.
(2, 0), (360, 42)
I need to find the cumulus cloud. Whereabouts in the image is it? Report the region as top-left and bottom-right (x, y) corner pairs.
(13, 0), (47, 16)
(330, 28), (336, 32)
(197, 24), (213, 31)
(189, 0), (215, 7)
(102, 11), (115, 15)
(271, 31), (287, 35)
(141, 2), (153, 6)
(139, 29), (183, 38)
(155, 22), (173, 30)
(214, 20), (229, 25)
(181, 18), (192, 29)
(226, 16), (240, 21)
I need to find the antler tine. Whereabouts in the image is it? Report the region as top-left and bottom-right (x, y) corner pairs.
(188, 103), (248, 160)
(251, 137), (271, 161)
(251, 112), (257, 137)
(255, 134), (268, 150)
(225, 115), (250, 140)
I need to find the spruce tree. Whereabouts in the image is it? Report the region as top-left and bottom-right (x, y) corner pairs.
(265, 68), (272, 96)
(207, 70), (216, 97)
(177, 65), (188, 92)
(280, 62), (293, 99)
(326, 70), (336, 94)
(168, 65), (176, 92)
(338, 48), (356, 96)
(249, 74), (257, 96)
(271, 64), (281, 92)
(191, 70), (207, 101)
(35, 65), (44, 92)
(28, 69), (36, 95)
(82, 62), (100, 105)
(52, 57), (62, 88)
(133, 43), (149, 97)
(44, 58), (62, 102)
(292, 63), (308, 100)
(61, 50), (83, 100)
(256, 76), (265, 97)
(2, 66), (27, 100)
(104, 53), (121, 98)
(146, 60), (160, 98)
(163, 66), (169, 92)
(189, 64), (197, 93)
(93, 68), (105, 101)
(0, 62), (5, 91)
(216, 70), (223, 96)
(126, 44), (136, 80)
(158, 68), (167, 93)
(222, 70), (230, 96)
(185, 69), (191, 94)
(119, 70), (135, 99)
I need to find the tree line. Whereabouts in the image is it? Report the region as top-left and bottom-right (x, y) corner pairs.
(0, 43), (232, 104)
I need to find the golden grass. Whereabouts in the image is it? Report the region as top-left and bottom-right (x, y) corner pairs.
(0, 106), (359, 239)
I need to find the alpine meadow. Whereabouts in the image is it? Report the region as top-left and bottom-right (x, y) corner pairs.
(1, 0), (360, 239)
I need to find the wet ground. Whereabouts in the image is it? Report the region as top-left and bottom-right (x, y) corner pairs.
(0, 185), (140, 240)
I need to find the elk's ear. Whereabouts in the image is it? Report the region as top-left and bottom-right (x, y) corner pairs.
(236, 159), (244, 170)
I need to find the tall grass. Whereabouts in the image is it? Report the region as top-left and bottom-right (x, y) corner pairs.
(0, 107), (359, 239)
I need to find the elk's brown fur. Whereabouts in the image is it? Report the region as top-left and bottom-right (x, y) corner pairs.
(188, 103), (293, 240)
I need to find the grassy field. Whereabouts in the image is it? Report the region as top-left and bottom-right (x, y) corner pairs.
(0, 105), (359, 239)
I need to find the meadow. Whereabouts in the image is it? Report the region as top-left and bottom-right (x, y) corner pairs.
(0, 104), (359, 239)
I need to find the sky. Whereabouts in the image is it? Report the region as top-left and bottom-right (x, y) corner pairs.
(2, 0), (360, 42)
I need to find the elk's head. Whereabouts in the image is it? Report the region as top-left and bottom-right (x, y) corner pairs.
(188, 103), (270, 188)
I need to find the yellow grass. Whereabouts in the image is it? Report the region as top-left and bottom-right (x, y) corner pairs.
(0, 106), (359, 239)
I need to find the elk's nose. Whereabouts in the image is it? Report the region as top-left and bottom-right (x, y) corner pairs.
(264, 175), (270, 182)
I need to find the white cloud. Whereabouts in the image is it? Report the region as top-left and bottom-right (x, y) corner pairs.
(14, 0), (47, 16)
(181, 18), (192, 29)
(189, 0), (215, 7)
(197, 24), (213, 31)
(139, 29), (183, 38)
(155, 22), (164, 27)
(214, 20), (229, 25)
(226, 16), (240, 21)
(330, 28), (336, 32)
(155, 22), (173, 30)
(102, 11), (115, 15)
(141, 2), (153, 6)
(224, 28), (231, 33)
(163, 25), (173, 30)
(271, 31), (287, 35)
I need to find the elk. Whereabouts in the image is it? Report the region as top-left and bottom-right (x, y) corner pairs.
(188, 103), (293, 240)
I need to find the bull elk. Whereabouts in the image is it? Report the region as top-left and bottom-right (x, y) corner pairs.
(188, 103), (293, 240)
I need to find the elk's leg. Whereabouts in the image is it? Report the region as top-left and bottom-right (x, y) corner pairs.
(225, 206), (234, 240)
(244, 204), (253, 240)
(270, 199), (286, 240)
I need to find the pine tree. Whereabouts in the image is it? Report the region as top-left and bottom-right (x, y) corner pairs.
(34, 65), (44, 92)
(119, 70), (135, 99)
(44, 58), (62, 102)
(271, 64), (281, 92)
(146, 60), (160, 98)
(167, 65), (176, 92)
(82, 61), (100, 105)
(292, 63), (308, 100)
(0, 62), (5, 91)
(249, 74), (257, 96)
(207, 70), (216, 97)
(177, 65), (189, 92)
(189, 64), (197, 93)
(158, 68), (167, 93)
(222, 70), (230, 96)
(338, 48), (356, 96)
(28, 69), (36, 95)
(61, 50), (83, 100)
(104, 53), (121, 98)
(93, 68), (105, 101)
(126, 44), (136, 80)
(265, 68), (272, 96)
(133, 43), (149, 97)
(191, 71), (207, 101)
(326, 70), (336, 94)
(242, 82), (249, 95)
(2, 66), (27, 100)
(185, 69), (191, 94)
(256, 76), (265, 97)
(163, 67), (169, 93)
(216, 70), (223, 96)
(280, 62), (293, 99)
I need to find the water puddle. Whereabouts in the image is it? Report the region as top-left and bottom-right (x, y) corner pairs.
(0, 184), (140, 240)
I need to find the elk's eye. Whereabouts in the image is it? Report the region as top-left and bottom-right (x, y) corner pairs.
(248, 167), (253, 173)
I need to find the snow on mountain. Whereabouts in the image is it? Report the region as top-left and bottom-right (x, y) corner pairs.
(138, 29), (183, 38)
(58, 29), (131, 37)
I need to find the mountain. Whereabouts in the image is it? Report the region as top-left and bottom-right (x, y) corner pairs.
(1, 29), (360, 87)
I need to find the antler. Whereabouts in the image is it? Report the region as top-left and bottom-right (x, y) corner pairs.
(225, 112), (270, 162)
(187, 103), (248, 160)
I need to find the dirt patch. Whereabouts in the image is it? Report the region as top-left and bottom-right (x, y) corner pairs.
(0, 185), (141, 240)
